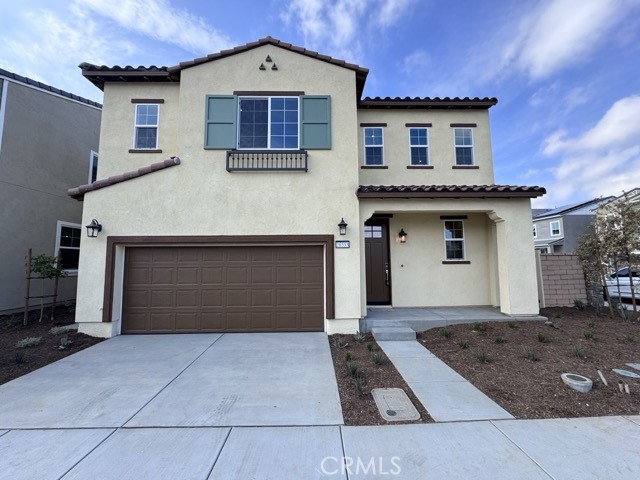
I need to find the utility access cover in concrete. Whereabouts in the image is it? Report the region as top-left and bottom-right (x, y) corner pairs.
(372, 388), (420, 421)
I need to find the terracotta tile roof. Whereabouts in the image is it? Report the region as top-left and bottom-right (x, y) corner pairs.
(0, 67), (102, 108)
(359, 97), (498, 109)
(357, 185), (546, 198)
(68, 157), (181, 201)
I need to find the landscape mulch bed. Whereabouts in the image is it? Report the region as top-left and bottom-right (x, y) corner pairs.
(0, 306), (104, 385)
(329, 333), (432, 425)
(420, 307), (640, 419)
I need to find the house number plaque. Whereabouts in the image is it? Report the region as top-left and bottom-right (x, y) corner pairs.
(335, 241), (350, 249)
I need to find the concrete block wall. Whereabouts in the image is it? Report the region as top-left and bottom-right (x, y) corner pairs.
(537, 253), (588, 307)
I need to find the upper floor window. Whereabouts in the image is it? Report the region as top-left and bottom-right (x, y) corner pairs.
(364, 127), (384, 165)
(444, 220), (465, 260)
(133, 104), (159, 149)
(454, 128), (474, 165)
(409, 128), (429, 165)
(533, 224), (537, 238)
(238, 97), (299, 149)
(89, 151), (98, 183)
(55, 221), (81, 272)
(550, 220), (561, 236)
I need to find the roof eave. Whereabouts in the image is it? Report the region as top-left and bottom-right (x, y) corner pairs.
(357, 191), (545, 199)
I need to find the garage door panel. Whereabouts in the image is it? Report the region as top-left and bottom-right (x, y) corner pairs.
(122, 245), (324, 333)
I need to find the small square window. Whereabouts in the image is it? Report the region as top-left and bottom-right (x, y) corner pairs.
(550, 221), (561, 236)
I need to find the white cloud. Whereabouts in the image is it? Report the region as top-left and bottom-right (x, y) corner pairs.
(75, 0), (232, 55)
(540, 95), (640, 206)
(400, 49), (430, 75)
(376, 0), (417, 28)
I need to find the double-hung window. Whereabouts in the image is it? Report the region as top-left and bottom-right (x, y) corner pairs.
(238, 97), (299, 149)
(364, 127), (384, 165)
(55, 221), (81, 272)
(550, 220), (561, 236)
(409, 128), (429, 165)
(454, 128), (474, 165)
(444, 220), (465, 261)
(133, 104), (159, 149)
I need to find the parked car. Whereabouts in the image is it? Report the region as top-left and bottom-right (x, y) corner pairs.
(604, 267), (639, 303)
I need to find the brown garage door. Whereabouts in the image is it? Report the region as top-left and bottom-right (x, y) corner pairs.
(122, 246), (324, 333)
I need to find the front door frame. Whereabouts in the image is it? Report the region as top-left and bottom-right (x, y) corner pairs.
(364, 218), (392, 305)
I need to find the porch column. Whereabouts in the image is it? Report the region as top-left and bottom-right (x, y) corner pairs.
(490, 205), (540, 316)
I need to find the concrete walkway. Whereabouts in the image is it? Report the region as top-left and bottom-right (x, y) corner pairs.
(1, 416), (639, 479)
(378, 340), (513, 421)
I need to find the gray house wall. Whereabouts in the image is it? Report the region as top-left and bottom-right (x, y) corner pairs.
(0, 78), (101, 313)
(562, 215), (594, 252)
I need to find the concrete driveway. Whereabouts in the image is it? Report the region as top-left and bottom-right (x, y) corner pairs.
(0, 333), (343, 429)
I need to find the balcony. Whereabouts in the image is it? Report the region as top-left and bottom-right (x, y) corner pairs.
(226, 150), (308, 172)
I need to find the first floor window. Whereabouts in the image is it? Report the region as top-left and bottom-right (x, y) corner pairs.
(55, 222), (81, 271)
(238, 96), (299, 149)
(533, 224), (537, 238)
(89, 151), (98, 183)
(454, 128), (474, 165)
(364, 127), (384, 165)
(409, 128), (429, 165)
(550, 220), (561, 236)
(444, 220), (465, 260)
(134, 104), (159, 149)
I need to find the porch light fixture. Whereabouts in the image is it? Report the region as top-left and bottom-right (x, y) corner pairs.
(85, 219), (102, 238)
(338, 218), (348, 235)
(398, 228), (408, 244)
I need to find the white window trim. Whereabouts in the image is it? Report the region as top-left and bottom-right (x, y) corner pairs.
(54, 221), (81, 275)
(550, 220), (562, 237)
(453, 127), (474, 166)
(363, 127), (384, 166)
(409, 127), (429, 166)
(533, 224), (537, 238)
(88, 150), (98, 183)
(236, 96), (300, 150)
(443, 220), (466, 261)
(0, 79), (7, 156)
(132, 103), (160, 150)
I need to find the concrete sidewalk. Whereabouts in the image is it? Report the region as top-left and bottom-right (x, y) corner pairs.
(378, 340), (513, 421)
(1, 416), (639, 479)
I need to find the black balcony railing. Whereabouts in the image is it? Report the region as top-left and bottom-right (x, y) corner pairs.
(226, 150), (308, 172)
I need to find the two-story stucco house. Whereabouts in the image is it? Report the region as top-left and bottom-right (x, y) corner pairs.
(69, 37), (545, 338)
(0, 68), (101, 313)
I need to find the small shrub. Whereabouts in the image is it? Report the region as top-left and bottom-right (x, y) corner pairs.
(474, 349), (487, 363)
(354, 377), (363, 395)
(554, 313), (563, 319)
(624, 334), (635, 343)
(507, 320), (518, 329)
(587, 319), (596, 329)
(344, 352), (352, 362)
(5, 314), (22, 327)
(523, 350), (539, 362)
(537, 332), (547, 343)
(353, 331), (365, 343)
(457, 340), (469, 349)
(14, 352), (24, 364)
(15, 336), (41, 348)
(49, 326), (68, 336)
(571, 344), (585, 359)
(583, 330), (594, 340)
(495, 336), (506, 344)
(59, 336), (73, 350)
(366, 343), (375, 352)
(334, 337), (348, 349)
(346, 362), (358, 377)
(471, 322), (486, 333)
(371, 352), (383, 365)
(573, 299), (586, 310)
(438, 328), (451, 339)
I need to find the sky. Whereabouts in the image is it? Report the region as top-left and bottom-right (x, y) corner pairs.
(0, 0), (639, 207)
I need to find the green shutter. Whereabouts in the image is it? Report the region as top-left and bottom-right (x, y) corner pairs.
(204, 95), (237, 149)
(300, 95), (331, 149)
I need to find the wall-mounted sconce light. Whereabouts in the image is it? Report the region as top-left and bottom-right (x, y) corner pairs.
(86, 219), (102, 238)
(338, 218), (348, 235)
(398, 228), (407, 243)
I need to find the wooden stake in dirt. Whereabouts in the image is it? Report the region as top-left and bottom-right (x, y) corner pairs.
(23, 248), (32, 326)
(596, 369), (608, 386)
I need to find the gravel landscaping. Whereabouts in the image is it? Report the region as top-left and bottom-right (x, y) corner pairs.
(328, 333), (432, 425)
(0, 305), (104, 385)
(420, 307), (640, 419)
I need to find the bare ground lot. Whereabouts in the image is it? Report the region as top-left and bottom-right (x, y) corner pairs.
(420, 307), (640, 419)
(0, 306), (104, 385)
(329, 333), (432, 425)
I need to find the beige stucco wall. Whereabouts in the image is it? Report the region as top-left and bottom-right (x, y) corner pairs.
(75, 45), (363, 336)
(357, 109), (494, 185)
(359, 197), (539, 317)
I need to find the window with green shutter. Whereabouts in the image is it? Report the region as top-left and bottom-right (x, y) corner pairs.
(204, 95), (237, 149)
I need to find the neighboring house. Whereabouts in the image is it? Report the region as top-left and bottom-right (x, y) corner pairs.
(69, 37), (544, 338)
(0, 68), (101, 313)
(532, 197), (614, 253)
